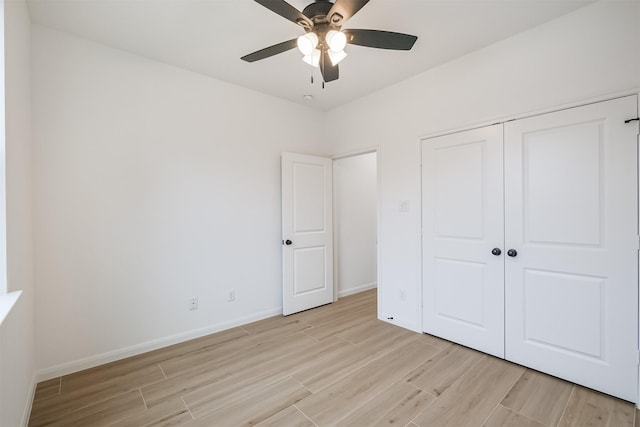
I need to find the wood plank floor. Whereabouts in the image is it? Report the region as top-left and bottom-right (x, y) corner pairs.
(29, 289), (639, 426)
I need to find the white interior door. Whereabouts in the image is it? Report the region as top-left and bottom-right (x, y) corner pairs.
(282, 152), (334, 315)
(422, 124), (505, 358)
(504, 96), (638, 402)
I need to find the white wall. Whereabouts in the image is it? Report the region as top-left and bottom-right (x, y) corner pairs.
(32, 26), (328, 376)
(334, 152), (377, 297)
(325, 0), (640, 331)
(0, 0), (35, 425)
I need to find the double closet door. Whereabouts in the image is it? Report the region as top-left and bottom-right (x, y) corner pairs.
(421, 96), (639, 402)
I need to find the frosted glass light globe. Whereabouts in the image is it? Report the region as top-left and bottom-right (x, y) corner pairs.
(326, 30), (347, 52)
(297, 32), (319, 55)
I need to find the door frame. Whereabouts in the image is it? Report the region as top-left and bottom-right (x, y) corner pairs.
(636, 91), (640, 409)
(331, 148), (381, 311)
(418, 89), (640, 405)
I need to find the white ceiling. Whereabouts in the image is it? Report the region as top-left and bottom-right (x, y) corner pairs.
(27, 0), (593, 111)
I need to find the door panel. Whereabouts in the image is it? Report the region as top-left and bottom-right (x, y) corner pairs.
(504, 96), (638, 402)
(522, 269), (604, 358)
(523, 121), (604, 246)
(434, 142), (485, 239)
(282, 153), (333, 315)
(294, 246), (327, 294)
(293, 163), (327, 232)
(422, 124), (505, 358)
(435, 258), (486, 327)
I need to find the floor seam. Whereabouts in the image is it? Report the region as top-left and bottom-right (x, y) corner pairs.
(293, 403), (319, 426)
(555, 385), (576, 426)
(504, 405), (552, 426)
(138, 388), (149, 411)
(157, 363), (168, 380)
(483, 367), (526, 422)
(181, 396), (196, 421)
(289, 375), (314, 394)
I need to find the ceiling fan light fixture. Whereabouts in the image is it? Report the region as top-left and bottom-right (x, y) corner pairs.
(328, 49), (347, 66)
(326, 30), (347, 52)
(297, 32), (319, 56)
(302, 48), (321, 67)
(242, 0), (419, 84)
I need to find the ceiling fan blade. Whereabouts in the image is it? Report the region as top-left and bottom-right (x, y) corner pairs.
(320, 50), (339, 82)
(344, 29), (418, 50)
(241, 39), (298, 62)
(327, 0), (369, 26)
(254, 0), (313, 29)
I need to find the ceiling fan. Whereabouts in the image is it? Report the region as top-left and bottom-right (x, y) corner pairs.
(241, 0), (418, 84)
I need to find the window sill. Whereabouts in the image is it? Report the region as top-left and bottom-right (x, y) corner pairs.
(0, 290), (22, 326)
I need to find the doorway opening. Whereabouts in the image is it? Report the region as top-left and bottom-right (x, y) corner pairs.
(333, 151), (378, 299)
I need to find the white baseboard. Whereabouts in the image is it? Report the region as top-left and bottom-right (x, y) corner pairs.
(36, 306), (282, 382)
(21, 372), (37, 427)
(338, 282), (377, 298)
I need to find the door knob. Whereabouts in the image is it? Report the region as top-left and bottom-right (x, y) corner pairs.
(491, 248), (502, 256)
(284, 239), (292, 246)
(507, 249), (518, 257)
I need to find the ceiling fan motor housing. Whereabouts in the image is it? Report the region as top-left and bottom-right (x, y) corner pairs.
(302, 1), (342, 28)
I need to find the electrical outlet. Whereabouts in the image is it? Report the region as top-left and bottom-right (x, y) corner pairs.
(228, 289), (236, 302)
(188, 297), (198, 311)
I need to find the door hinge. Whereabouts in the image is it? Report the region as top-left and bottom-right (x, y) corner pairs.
(637, 350), (640, 365)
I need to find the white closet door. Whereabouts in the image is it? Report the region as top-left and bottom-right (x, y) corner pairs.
(422, 124), (505, 358)
(504, 96), (638, 402)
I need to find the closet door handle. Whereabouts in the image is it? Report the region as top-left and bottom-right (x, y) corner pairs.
(507, 249), (518, 257)
(283, 239), (292, 246)
(491, 248), (502, 256)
